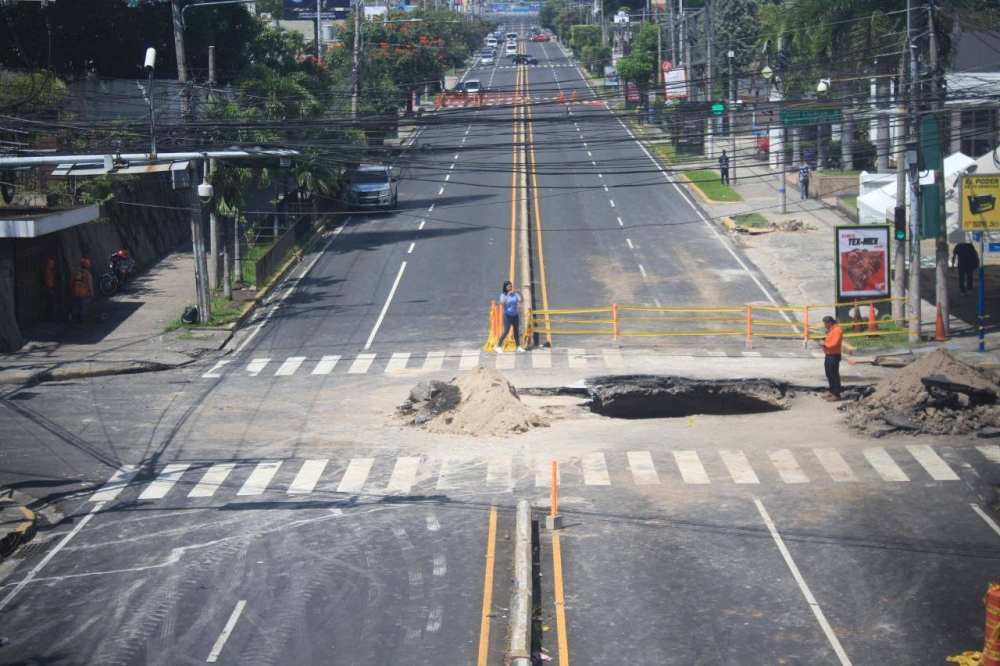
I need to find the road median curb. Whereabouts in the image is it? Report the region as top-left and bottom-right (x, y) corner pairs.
(510, 500), (532, 666)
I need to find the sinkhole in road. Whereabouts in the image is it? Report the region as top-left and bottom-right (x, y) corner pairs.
(583, 375), (789, 419)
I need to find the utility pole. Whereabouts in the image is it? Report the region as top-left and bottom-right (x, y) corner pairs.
(190, 161), (212, 323)
(705, 2), (714, 158)
(207, 45), (219, 292)
(170, 0), (192, 120)
(351, 0), (362, 119)
(893, 57), (907, 324)
(316, 0), (323, 62)
(656, 11), (662, 86)
(906, 0), (921, 343)
(929, 2), (949, 336)
(667, 0), (676, 64)
(728, 39), (736, 184)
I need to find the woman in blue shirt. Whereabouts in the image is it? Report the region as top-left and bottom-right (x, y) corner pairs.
(495, 280), (526, 353)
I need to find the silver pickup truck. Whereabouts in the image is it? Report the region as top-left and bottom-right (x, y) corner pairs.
(347, 165), (398, 210)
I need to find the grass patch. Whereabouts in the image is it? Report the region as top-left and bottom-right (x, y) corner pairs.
(652, 143), (701, 166)
(842, 195), (858, 209)
(686, 169), (743, 202)
(841, 319), (911, 349)
(732, 212), (770, 227)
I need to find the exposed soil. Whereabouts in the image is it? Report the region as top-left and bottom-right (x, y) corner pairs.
(398, 366), (548, 437)
(845, 348), (1000, 436)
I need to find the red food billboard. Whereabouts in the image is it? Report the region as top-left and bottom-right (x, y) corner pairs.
(835, 225), (890, 301)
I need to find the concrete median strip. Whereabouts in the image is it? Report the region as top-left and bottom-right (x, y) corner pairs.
(510, 500), (532, 666)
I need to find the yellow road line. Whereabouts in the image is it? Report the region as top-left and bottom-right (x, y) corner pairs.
(525, 104), (552, 347)
(508, 65), (521, 284)
(477, 504), (499, 666)
(552, 528), (570, 665)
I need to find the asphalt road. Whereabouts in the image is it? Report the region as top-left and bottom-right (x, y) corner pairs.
(2, 17), (1000, 666)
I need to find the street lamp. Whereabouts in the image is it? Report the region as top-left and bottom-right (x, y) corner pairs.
(143, 47), (156, 156)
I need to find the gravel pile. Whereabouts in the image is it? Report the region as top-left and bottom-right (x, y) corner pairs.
(845, 349), (1000, 436)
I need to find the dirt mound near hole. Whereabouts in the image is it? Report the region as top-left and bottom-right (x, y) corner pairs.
(847, 349), (1000, 436)
(398, 366), (547, 437)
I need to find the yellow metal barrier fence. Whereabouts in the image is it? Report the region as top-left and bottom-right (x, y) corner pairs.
(521, 298), (911, 348)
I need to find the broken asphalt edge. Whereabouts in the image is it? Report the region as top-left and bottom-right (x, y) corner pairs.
(0, 496), (38, 561)
(510, 500), (532, 666)
(0, 359), (195, 387)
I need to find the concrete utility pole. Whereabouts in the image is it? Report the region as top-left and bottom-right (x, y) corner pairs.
(894, 62), (907, 324)
(316, 0), (323, 61)
(351, 0), (362, 119)
(667, 0), (676, 64)
(191, 161), (212, 323)
(170, 0), (192, 120)
(728, 40), (736, 184)
(906, 0), (922, 343)
(929, 3), (949, 336)
(705, 0), (714, 158)
(208, 45), (220, 292)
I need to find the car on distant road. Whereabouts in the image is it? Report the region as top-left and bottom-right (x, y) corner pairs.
(461, 79), (482, 94)
(511, 54), (539, 65)
(530, 34), (551, 42)
(348, 165), (397, 210)
(480, 53), (495, 65)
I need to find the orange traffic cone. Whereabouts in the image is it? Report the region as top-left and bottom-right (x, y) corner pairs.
(852, 300), (863, 333)
(867, 303), (878, 334)
(985, 583), (1000, 666)
(935, 302), (948, 341)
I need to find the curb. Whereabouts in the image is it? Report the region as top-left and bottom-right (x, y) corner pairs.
(510, 500), (532, 666)
(0, 359), (191, 387)
(678, 173), (731, 206)
(0, 497), (37, 560)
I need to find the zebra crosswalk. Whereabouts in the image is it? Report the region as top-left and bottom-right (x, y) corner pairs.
(85, 444), (995, 506)
(202, 348), (824, 380)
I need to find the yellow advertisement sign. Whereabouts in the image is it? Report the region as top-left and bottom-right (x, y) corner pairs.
(961, 175), (1000, 230)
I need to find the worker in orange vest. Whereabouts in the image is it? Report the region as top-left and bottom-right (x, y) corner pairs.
(70, 258), (93, 323)
(818, 316), (843, 401)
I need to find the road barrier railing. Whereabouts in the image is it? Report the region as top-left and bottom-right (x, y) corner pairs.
(521, 297), (914, 349)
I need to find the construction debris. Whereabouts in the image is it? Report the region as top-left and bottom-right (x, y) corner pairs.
(398, 366), (547, 437)
(845, 349), (1000, 436)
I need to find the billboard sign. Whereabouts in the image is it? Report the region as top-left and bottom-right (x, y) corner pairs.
(960, 175), (1000, 230)
(836, 225), (891, 301)
(626, 84), (640, 103)
(284, 0), (350, 21)
(663, 67), (687, 99)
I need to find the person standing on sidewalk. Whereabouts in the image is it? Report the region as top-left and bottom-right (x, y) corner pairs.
(719, 150), (730, 185)
(495, 280), (526, 354)
(817, 316), (843, 401)
(799, 162), (811, 199)
(952, 242), (980, 295)
(70, 258), (93, 324)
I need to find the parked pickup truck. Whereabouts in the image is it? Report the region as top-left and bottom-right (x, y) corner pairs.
(348, 165), (398, 210)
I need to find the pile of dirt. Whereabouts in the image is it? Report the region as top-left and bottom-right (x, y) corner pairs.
(846, 349), (1000, 436)
(398, 366), (547, 437)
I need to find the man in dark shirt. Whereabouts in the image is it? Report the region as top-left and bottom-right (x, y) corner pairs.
(719, 150), (730, 185)
(952, 242), (980, 295)
(798, 162), (811, 199)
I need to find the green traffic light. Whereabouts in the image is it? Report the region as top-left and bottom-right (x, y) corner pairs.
(894, 230), (906, 241)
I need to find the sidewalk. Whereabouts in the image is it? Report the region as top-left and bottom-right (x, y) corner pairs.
(0, 250), (231, 386)
(629, 121), (1000, 366)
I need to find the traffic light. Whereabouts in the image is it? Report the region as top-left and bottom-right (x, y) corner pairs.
(894, 205), (906, 241)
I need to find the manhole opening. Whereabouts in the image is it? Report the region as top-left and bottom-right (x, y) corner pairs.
(584, 375), (789, 419)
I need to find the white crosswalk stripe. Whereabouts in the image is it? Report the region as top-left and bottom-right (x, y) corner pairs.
(768, 449), (809, 484)
(275, 357), (306, 376)
(246, 358), (270, 376)
(348, 353), (376, 374)
(674, 451), (710, 484)
(627, 451), (660, 485)
(287, 459), (328, 495)
(138, 463), (190, 500)
(337, 458), (374, 493)
(202, 360), (230, 378)
(422, 351), (446, 372)
(720, 450), (760, 484)
(978, 445), (1000, 464)
(582, 452), (611, 485)
(386, 457), (421, 494)
(907, 445), (960, 481)
(238, 461), (282, 496)
(863, 447), (909, 482)
(89, 465), (139, 502)
(813, 449), (858, 482)
(189, 463), (236, 497)
(385, 352), (411, 374)
(311, 355), (340, 375)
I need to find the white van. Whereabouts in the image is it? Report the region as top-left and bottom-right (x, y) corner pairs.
(506, 32), (518, 41)
(505, 42), (518, 56)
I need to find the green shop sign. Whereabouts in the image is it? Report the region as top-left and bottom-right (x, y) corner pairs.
(780, 107), (843, 126)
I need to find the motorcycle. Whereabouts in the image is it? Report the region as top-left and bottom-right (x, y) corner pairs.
(98, 251), (136, 297)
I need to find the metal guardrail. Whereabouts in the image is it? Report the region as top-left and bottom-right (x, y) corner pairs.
(527, 298), (912, 348)
(252, 209), (315, 288)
